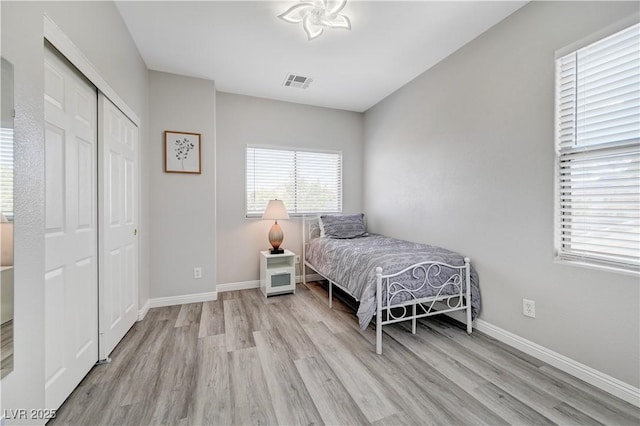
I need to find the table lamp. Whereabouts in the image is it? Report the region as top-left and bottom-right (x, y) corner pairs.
(262, 199), (289, 254)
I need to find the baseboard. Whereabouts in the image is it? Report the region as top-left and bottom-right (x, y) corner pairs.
(301, 273), (323, 282)
(474, 319), (640, 407)
(146, 291), (218, 309)
(137, 298), (151, 321)
(216, 274), (324, 293)
(216, 280), (259, 292)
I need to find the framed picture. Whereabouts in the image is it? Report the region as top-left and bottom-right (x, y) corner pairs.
(164, 130), (201, 174)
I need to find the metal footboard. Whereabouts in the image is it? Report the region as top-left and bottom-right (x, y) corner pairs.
(375, 258), (472, 354)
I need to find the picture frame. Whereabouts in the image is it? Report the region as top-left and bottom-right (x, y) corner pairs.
(164, 130), (201, 174)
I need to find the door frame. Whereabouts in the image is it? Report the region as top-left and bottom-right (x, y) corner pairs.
(44, 14), (142, 356)
(44, 15), (140, 127)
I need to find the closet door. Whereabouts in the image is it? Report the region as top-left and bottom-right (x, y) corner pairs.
(98, 93), (139, 360)
(44, 45), (99, 410)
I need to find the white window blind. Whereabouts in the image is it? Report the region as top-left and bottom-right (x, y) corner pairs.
(555, 23), (640, 271)
(246, 146), (342, 216)
(0, 127), (13, 220)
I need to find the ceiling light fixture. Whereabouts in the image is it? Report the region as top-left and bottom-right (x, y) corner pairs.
(278, 0), (351, 41)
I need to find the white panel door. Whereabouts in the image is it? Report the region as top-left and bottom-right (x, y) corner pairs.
(98, 93), (139, 360)
(44, 46), (98, 410)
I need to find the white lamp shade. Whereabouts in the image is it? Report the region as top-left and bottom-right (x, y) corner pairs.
(262, 199), (290, 220)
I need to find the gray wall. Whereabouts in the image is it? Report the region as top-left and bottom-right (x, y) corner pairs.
(148, 71), (216, 298)
(1, 1), (149, 420)
(364, 1), (640, 387)
(216, 92), (364, 285)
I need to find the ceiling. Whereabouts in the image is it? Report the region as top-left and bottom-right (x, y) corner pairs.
(115, 1), (527, 112)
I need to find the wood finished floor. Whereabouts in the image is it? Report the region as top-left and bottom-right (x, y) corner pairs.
(1, 319), (13, 378)
(51, 282), (640, 426)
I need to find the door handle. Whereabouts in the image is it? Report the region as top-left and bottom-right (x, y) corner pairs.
(134, 228), (137, 236)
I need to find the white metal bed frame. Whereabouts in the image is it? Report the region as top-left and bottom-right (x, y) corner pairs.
(302, 216), (473, 354)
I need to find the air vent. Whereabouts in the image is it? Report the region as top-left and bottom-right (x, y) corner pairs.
(283, 73), (313, 89)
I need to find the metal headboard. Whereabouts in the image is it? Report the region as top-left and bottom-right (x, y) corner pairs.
(301, 215), (322, 285)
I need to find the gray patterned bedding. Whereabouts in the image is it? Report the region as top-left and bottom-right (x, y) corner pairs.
(305, 234), (480, 330)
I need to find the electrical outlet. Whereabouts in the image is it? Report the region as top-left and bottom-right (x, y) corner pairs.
(193, 267), (202, 279)
(523, 299), (536, 318)
(295, 255), (301, 264)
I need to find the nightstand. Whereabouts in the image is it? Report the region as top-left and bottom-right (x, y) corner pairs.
(260, 249), (296, 297)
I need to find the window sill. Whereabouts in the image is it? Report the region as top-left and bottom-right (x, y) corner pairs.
(246, 212), (342, 219)
(554, 258), (639, 277)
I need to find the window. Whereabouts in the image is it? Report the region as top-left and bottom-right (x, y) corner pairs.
(0, 127), (12, 221)
(555, 23), (640, 272)
(246, 146), (342, 216)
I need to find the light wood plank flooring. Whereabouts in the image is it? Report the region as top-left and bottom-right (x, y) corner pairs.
(51, 282), (640, 425)
(0, 319), (13, 378)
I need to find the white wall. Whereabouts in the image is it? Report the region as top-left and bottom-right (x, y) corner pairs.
(364, 1), (640, 387)
(216, 92), (364, 285)
(148, 71), (216, 298)
(1, 1), (148, 421)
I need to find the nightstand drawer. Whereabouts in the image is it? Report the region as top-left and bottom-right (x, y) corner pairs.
(267, 269), (294, 289)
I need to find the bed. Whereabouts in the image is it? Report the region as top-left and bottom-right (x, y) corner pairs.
(302, 214), (480, 354)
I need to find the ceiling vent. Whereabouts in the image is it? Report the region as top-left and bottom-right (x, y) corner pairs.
(283, 73), (313, 89)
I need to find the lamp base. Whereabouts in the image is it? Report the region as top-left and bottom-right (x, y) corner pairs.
(270, 248), (285, 255)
